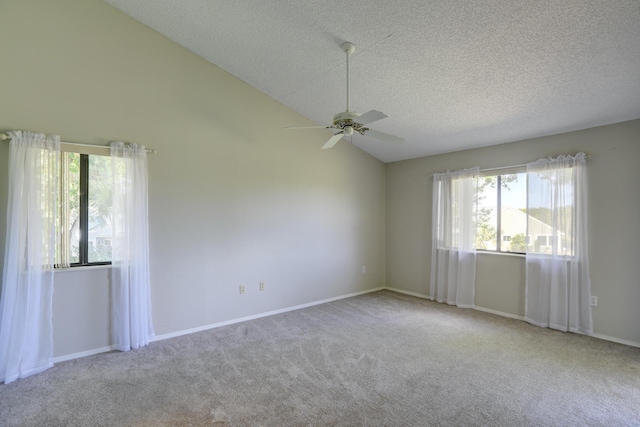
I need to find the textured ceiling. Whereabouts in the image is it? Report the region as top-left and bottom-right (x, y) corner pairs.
(102, 0), (640, 163)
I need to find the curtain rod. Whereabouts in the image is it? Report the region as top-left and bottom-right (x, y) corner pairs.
(480, 164), (527, 172)
(433, 153), (591, 176)
(480, 153), (591, 173)
(0, 133), (157, 154)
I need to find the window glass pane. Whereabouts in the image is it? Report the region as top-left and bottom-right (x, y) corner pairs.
(476, 176), (497, 250)
(68, 153), (80, 264)
(500, 172), (527, 253)
(88, 155), (113, 263)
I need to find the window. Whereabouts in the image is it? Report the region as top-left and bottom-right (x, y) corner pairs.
(59, 152), (113, 267)
(476, 170), (527, 253)
(476, 165), (576, 256)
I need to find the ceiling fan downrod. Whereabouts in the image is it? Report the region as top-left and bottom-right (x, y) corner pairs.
(342, 42), (355, 112)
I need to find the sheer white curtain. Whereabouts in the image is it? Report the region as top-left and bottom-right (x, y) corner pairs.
(0, 131), (59, 384)
(430, 167), (479, 308)
(525, 153), (592, 334)
(110, 142), (154, 351)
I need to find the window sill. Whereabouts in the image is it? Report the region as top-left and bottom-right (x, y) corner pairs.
(55, 264), (112, 272)
(477, 251), (525, 258)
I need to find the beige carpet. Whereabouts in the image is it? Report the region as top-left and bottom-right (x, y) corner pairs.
(1, 290), (639, 426)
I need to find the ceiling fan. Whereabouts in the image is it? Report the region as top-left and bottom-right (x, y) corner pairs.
(287, 42), (404, 149)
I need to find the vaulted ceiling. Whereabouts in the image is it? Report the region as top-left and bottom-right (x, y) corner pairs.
(103, 0), (640, 163)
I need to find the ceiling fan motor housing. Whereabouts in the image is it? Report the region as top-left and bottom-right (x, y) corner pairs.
(333, 111), (361, 125)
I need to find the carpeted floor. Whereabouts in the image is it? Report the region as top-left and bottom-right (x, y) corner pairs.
(1, 290), (639, 426)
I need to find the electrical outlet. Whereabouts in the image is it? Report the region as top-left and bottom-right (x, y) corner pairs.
(590, 296), (598, 306)
(239, 285), (245, 295)
(259, 281), (265, 291)
(362, 266), (366, 273)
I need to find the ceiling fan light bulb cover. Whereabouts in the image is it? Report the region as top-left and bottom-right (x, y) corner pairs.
(344, 126), (354, 135)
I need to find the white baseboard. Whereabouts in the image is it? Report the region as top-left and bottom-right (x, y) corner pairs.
(585, 332), (640, 348)
(152, 287), (386, 343)
(53, 345), (117, 364)
(385, 288), (525, 321)
(52, 287), (385, 363)
(473, 306), (526, 321)
(52, 285), (639, 362)
(472, 306), (640, 347)
(384, 287), (431, 300)
(383, 287), (640, 348)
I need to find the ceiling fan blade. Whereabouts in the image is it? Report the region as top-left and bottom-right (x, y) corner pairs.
(364, 128), (404, 144)
(321, 132), (344, 149)
(356, 110), (388, 125)
(285, 125), (330, 130)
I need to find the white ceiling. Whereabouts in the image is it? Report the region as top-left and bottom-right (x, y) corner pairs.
(102, 0), (640, 163)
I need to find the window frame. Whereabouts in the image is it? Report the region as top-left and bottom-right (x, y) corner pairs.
(476, 167), (527, 255)
(65, 152), (112, 268)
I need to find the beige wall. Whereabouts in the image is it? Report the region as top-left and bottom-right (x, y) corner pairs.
(0, 0), (386, 358)
(1, 0), (637, 360)
(386, 119), (640, 345)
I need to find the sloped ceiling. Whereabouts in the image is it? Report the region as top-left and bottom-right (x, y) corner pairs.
(102, 0), (640, 163)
